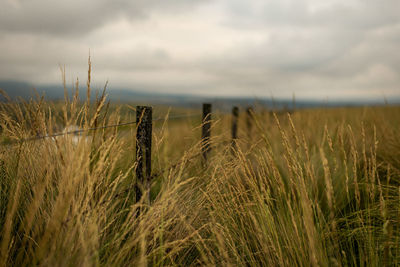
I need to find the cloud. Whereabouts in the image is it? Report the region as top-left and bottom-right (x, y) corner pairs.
(0, 0), (206, 36)
(223, 0), (400, 30)
(0, 0), (399, 100)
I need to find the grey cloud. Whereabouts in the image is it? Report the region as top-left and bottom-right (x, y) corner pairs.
(96, 48), (171, 71)
(224, 0), (400, 30)
(193, 28), (362, 75)
(0, 0), (399, 100)
(205, 0), (400, 84)
(0, 0), (205, 36)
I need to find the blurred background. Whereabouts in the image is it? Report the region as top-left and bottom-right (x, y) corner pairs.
(0, 0), (399, 107)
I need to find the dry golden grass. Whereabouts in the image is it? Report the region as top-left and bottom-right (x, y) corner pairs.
(0, 81), (399, 266)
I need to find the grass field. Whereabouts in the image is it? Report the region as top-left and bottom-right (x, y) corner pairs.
(0, 87), (399, 266)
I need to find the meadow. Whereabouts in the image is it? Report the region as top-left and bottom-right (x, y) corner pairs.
(0, 85), (399, 266)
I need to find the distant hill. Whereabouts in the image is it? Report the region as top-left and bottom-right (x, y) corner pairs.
(0, 80), (303, 110)
(0, 80), (196, 104)
(0, 80), (37, 99)
(0, 80), (395, 111)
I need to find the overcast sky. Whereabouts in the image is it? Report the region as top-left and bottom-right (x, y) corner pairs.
(0, 0), (399, 100)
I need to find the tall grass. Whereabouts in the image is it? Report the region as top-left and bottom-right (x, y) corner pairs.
(0, 83), (399, 266)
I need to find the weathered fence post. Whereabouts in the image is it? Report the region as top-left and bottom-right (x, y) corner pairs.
(202, 103), (212, 162)
(135, 106), (152, 206)
(246, 106), (254, 140)
(231, 106), (239, 151)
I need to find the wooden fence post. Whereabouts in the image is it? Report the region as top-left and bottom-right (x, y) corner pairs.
(246, 106), (254, 140)
(231, 106), (239, 151)
(202, 103), (212, 162)
(135, 106), (152, 206)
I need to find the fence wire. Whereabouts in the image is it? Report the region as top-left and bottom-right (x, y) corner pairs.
(1, 106), (233, 223)
(2, 113), (201, 145)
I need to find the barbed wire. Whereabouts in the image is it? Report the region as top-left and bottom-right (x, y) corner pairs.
(3, 109), (235, 222)
(1, 104), (237, 224)
(2, 113), (201, 145)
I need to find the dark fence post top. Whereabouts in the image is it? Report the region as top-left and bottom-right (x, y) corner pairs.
(135, 105), (152, 206)
(202, 103), (212, 163)
(231, 106), (239, 152)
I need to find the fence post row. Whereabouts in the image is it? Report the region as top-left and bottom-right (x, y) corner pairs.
(202, 103), (212, 162)
(135, 106), (152, 205)
(231, 106), (239, 151)
(133, 103), (252, 204)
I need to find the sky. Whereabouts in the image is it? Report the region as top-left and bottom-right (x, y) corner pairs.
(0, 0), (399, 100)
